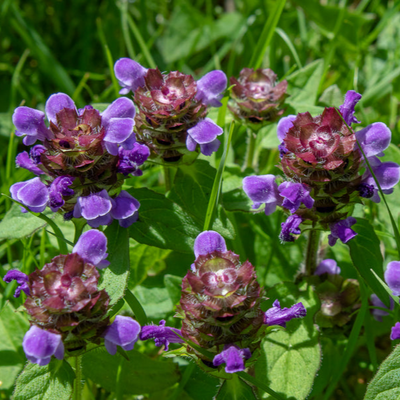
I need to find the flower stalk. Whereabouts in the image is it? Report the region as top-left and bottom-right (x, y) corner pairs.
(305, 229), (320, 276)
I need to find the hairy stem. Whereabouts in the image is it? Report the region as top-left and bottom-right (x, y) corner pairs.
(74, 355), (82, 400)
(305, 229), (320, 276)
(244, 129), (256, 170)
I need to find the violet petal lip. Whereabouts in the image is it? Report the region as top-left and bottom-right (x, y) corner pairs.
(384, 261), (400, 296)
(193, 231), (227, 258)
(339, 90), (362, 126)
(279, 214), (302, 242)
(195, 70), (227, 107)
(264, 299), (306, 327)
(356, 122), (391, 158)
(278, 181), (314, 213)
(186, 118), (223, 156)
(328, 217), (357, 246)
(114, 58), (148, 94)
(73, 230), (109, 269)
(3, 270), (30, 297)
(45, 93), (76, 124)
(10, 177), (49, 213)
(139, 320), (184, 351)
(277, 115), (296, 142)
(314, 259), (341, 275)
(391, 322), (400, 340)
(212, 344), (251, 373)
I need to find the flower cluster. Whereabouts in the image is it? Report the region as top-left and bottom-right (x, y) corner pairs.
(243, 91), (400, 245)
(229, 68), (288, 129)
(114, 58), (226, 165)
(11, 94), (149, 227)
(139, 231), (306, 374)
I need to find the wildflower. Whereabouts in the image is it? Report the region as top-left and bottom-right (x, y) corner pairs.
(384, 261), (400, 296)
(391, 322), (400, 340)
(264, 300), (306, 327)
(328, 217), (357, 246)
(279, 215), (302, 242)
(314, 259), (341, 275)
(3, 270), (30, 297)
(139, 320), (184, 350)
(213, 344), (252, 374)
(114, 58), (226, 164)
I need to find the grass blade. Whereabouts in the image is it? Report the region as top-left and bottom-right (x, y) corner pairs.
(124, 288), (148, 326)
(275, 27), (302, 69)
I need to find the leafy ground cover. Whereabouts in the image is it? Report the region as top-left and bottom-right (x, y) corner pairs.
(1, 0), (400, 399)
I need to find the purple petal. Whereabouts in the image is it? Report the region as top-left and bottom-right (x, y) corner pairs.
(86, 214), (114, 228)
(73, 190), (114, 221)
(3, 270), (30, 297)
(195, 70), (227, 107)
(73, 230), (109, 268)
(139, 320), (184, 351)
(103, 316), (141, 355)
(339, 90), (362, 126)
(111, 190), (140, 227)
(370, 294), (392, 322)
(114, 58), (147, 94)
(101, 97), (136, 126)
(279, 215), (303, 242)
(200, 138), (221, 156)
(391, 322), (400, 340)
(49, 176), (74, 212)
(194, 231), (227, 258)
(385, 261), (400, 296)
(212, 344), (251, 374)
(328, 217), (357, 246)
(103, 118), (135, 144)
(243, 175), (280, 212)
(314, 259), (341, 275)
(186, 134), (197, 152)
(15, 151), (44, 175)
(278, 182), (314, 213)
(117, 143), (150, 176)
(356, 122), (391, 158)
(23, 325), (64, 365)
(277, 115), (296, 143)
(12, 107), (52, 143)
(45, 93), (76, 124)
(264, 299), (307, 327)
(10, 178), (49, 212)
(187, 118), (223, 145)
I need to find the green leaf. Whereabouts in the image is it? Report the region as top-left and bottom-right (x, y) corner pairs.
(364, 344), (400, 400)
(132, 286), (174, 320)
(217, 374), (258, 400)
(99, 221), (130, 305)
(164, 274), (183, 305)
(12, 359), (75, 400)
(127, 187), (201, 253)
(81, 347), (180, 395)
(0, 302), (29, 390)
(347, 218), (389, 306)
(124, 289), (147, 326)
(169, 160), (234, 239)
(286, 59), (324, 113)
(257, 282), (321, 400)
(183, 364), (219, 400)
(0, 203), (50, 240)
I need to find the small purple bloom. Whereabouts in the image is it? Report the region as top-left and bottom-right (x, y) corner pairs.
(139, 320), (184, 351)
(278, 182), (314, 213)
(360, 160), (400, 203)
(30, 145), (47, 164)
(358, 183), (375, 198)
(339, 90), (362, 126)
(186, 118), (223, 156)
(45, 93), (76, 124)
(12, 107), (52, 145)
(23, 325), (64, 366)
(16, 146), (46, 175)
(48, 176), (74, 212)
(242, 175), (281, 215)
(114, 58), (148, 95)
(328, 217), (357, 246)
(356, 122), (391, 158)
(117, 143), (150, 176)
(111, 190), (140, 228)
(277, 114), (296, 143)
(264, 299), (307, 327)
(279, 214), (302, 242)
(10, 177), (49, 213)
(391, 322), (400, 340)
(103, 316), (141, 355)
(3, 270), (30, 297)
(370, 294), (393, 322)
(194, 231), (227, 259)
(73, 190), (114, 228)
(384, 261), (400, 296)
(314, 259), (341, 276)
(72, 230), (109, 269)
(195, 70), (227, 107)
(213, 344), (251, 373)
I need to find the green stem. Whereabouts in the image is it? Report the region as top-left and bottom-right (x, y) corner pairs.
(305, 229), (320, 276)
(74, 356), (82, 400)
(163, 166), (172, 192)
(244, 129), (256, 170)
(73, 219), (87, 244)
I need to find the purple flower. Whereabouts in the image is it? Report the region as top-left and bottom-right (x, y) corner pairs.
(195, 70), (227, 107)
(73, 190), (114, 228)
(117, 143), (150, 176)
(360, 159), (400, 203)
(114, 58), (148, 95)
(370, 294), (393, 322)
(16, 145), (46, 175)
(194, 231), (227, 258)
(45, 92), (76, 124)
(384, 261), (400, 296)
(391, 322), (400, 340)
(279, 214), (302, 242)
(328, 217), (357, 246)
(111, 190), (141, 228)
(213, 344), (251, 373)
(139, 320), (184, 351)
(356, 122), (391, 158)
(277, 114), (296, 143)
(103, 316), (141, 355)
(264, 299), (306, 327)
(242, 175), (281, 215)
(186, 118), (223, 156)
(314, 259), (341, 276)
(3, 270), (30, 297)
(278, 182), (314, 213)
(72, 230), (109, 269)
(339, 90), (362, 126)
(10, 177), (49, 213)
(22, 325), (64, 366)
(48, 176), (74, 212)
(13, 107), (52, 145)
